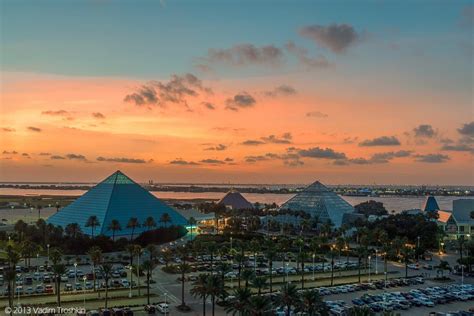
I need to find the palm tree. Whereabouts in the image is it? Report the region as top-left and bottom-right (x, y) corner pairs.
(143, 216), (157, 231)
(141, 260), (156, 305)
(241, 269), (255, 289)
(276, 283), (300, 316)
(5, 245), (20, 308)
(264, 240), (277, 293)
(36, 204), (43, 220)
(436, 260), (451, 278)
(191, 274), (209, 316)
(206, 242), (218, 274)
(85, 216), (100, 238)
(297, 289), (328, 315)
(87, 246), (102, 296)
(188, 217), (197, 241)
(160, 212), (172, 228)
(205, 274), (224, 316)
(177, 246), (191, 308)
(50, 248), (67, 306)
(14, 220), (28, 243)
(146, 244), (159, 264)
(65, 223), (82, 239)
(298, 249), (308, 290)
(126, 217), (140, 240)
(400, 243), (414, 278)
(251, 276), (268, 296)
(248, 296), (272, 316)
(107, 220), (121, 241)
(100, 263), (113, 308)
(225, 287), (252, 316)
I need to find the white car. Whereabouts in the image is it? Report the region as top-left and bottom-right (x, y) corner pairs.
(156, 303), (169, 314)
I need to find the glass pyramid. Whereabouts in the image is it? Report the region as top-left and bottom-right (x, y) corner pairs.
(280, 181), (354, 227)
(47, 170), (187, 238)
(422, 196), (440, 212)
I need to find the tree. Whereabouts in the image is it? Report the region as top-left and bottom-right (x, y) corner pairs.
(87, 246), (102, 296)
(177, 247), (191, 309)
(143, 216), (157, 231)
(400, 242), (414, 278)
(225, 287), (251, 316)
(191, 274), (209, 316)
(5, 245), (20, 308)
(264, 240), (277, 293)
(14, 220), (28, 243)
(100, 263), (113, 308)
(248, 295), (272, 316)
(126, 217), (140, 240)
(297, 289), (329, 316)
(141, 260), (156, 305)
(354, 200), (388, 217)
(50, 248), (67, 307)
(205, 274), (224, 316)
(160, 213), (172, 228)
(436, 260), (451, 278)
(65, 223), (82, 239)
(188, 217), (197, 241)
(251, 276), (268, 296)
(276, 283), (300, 316)
(241, 269), (255, 289)
(107, 220), (122, 241)
(206, 242), (218, 274)
(37, 204), (43, 220)
(85, 216), (100, 238)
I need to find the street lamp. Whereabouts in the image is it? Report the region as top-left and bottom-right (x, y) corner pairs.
(47, 244), (50, 268)
(128, 265), (132, 298)
(286, 262), (289, 283)
(368, 255), (372, 283)
(417, 236), (420, 262)
(36, 254), (39, 272)
(375, 249), (378, 274)
(74, 263), (78, 292)
(83, 276), (87, 310)
(164, 292), (168, 316)
(312, 253), (315, 281)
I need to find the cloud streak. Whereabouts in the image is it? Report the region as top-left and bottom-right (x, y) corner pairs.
(299, 23), (361, 53)
(359, 136), (401, 146)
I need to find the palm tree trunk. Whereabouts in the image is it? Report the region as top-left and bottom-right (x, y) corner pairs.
(269, 260), (273, 293)
(147, 272), (150, 305)
(358, 255), (362, 283)
(212, 295), (215, 316)
(105, 283), (109, 308)
(202, 296), (206, 316)
(301, 261), (305, 289)
(181, 270), (185, 306)
(57, 279), (61, 307)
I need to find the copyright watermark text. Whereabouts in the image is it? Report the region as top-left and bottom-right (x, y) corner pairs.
(5, 306), (86, 315)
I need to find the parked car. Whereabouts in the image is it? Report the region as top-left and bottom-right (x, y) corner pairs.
(156, 303), (169, 314)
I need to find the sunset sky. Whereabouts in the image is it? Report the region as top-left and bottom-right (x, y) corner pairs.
(1, 0), (473, 185)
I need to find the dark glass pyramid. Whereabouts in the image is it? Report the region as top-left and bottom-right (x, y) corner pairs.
(280, 181), (354, 227)
(47, 170), (187, 238)
(422, 196), (440, 212)
(218, 190), (254, 210)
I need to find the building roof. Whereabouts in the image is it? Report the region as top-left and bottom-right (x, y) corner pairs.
(437, 210), (452, 223)
(279, 181), (354, 227)
(422, 196), (440, 212)
(452, 199), (474, 223)
(47, 170), (187, 237)
(218, 190), (254, 210)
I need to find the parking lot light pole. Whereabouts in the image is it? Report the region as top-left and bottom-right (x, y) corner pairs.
(375, 249), (378, 274)
(312, 253), (315, 281)
(83, 276), (87, 310)
(36, 254), (39, 272)
(368, 255), (371, 283)
(164, 292), (168, 316)
(286, 263), (289, 283)
(128, 265), (132, 298)
(74, 263), (78, 292)
(47, 244), (50, 268)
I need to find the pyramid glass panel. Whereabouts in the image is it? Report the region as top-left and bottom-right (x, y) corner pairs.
(280, 181), (354, 227)
(47, 170), (187, 238)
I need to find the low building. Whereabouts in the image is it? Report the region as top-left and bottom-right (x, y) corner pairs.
(444, 199), (474, 239)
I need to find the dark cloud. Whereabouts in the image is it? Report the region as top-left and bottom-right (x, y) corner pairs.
(245, 152), (303, 167)
(1, 127), (15, 132)
(342, 136), (358, 144)
(441, 143), (474, 153)
(27, 126), (42, 132)
(124, 73), (212, 109)
(285, 41), (332, 68)
(225, 92), (256, 111)
(97, 156), (147, 163)
(299, 23), (361, 53)
(242, 139), (266, 146)
(22, 153), (30, 158)
(50, 155), (65, 160)
(39, 152), (51, 156)
(261, 133), (292, 144)
(264, 85), (297, 97)
(306, 111), (328, 118)
(204, 44), (284, 67)
(333, 150), (413, 166)
(224, 158), (234, 162)
(458, 121), (474, 137)
(66, 153), (87, 161)
(414, 154), (450, 163)
(413, 124), (436, 138)
(202, 102), (216, 110)
(298, 147), (347, 160)
(42, 110), (69, 116)
(169, 159), (199, 166)
(204, 144), (227, 151)
(200, 159), (226, 165)
(2, 151), (18, 155)
(92, 112), (106, 119)
(359, 136), (401, 146)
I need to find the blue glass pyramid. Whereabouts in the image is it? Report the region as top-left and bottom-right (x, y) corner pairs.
(47, 170), (187, 238)
(422, 196), (440, 212)
(280, 181), (354, 227)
